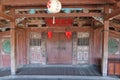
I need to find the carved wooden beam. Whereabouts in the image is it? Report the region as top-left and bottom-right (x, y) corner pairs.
(24, 27), (91, 32)
(2, 0), (115, 6)
(105, 8), (120, 20)
(15, 13), (102, 18)
(116, 1), (120, 7)
(0, 4), (14, 21)
(0, 12), (14, 21)
(10, 5), (106, 9)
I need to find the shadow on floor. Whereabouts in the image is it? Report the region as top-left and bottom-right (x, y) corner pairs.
(0, 69), (10, 77)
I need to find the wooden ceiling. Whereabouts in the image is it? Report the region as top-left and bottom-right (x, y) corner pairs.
(0, 0), (120, 32)
(1, 0), (116, 7)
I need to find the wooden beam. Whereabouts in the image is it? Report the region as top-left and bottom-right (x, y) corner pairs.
(106, 8), (120, 20)
(2, 0), (115, 6)
(116, 1), (120, 7)
(0, 4), (13, 21)
(0, 12), (14, 21)
(110, 30), (120, 38)
(15, 13), (102, 18)
(10, 4), (105, 9)
(25, 26), (91, 32)
(0, 31), (10, 37)
(110, 21), (120, 29)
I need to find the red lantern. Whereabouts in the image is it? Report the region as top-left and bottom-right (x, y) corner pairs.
(48, 31), (52, 38)
(66, 31), (72, 39)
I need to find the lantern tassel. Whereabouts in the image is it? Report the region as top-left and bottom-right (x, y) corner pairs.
(53, 16), (55, 24)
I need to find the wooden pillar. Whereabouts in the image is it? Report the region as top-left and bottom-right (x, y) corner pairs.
(102, 5), (109, 76)
(102, 21), (109, 76)
(10, 22), (16, 75)
(10, 8), (16, 75)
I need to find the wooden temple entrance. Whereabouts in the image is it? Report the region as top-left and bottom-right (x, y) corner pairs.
(28, 31), (90, 65)
(47, 32), (72, 64)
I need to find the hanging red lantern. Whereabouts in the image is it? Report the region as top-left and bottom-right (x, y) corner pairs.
(66, 31), (72, 39)
(48, 31), (52, 38)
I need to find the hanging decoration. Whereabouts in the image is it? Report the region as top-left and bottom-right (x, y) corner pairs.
(66, 31), (72, 39)
(48, 31), (52, 38)
(47, 0), (62, 13)
(53, 16), (55, 24)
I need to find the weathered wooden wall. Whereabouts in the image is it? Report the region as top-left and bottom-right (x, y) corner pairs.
(92, 27), (103, 65)
(0, 29), (27, 68)
(0, 31), (10, 68)
(0, 27), (120, 68)
(16, 28), (27, 67)
(108, 30), (120, 75)
(109, 30), (120, 59)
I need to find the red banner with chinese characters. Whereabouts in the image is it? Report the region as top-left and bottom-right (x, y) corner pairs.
(45, 18), (73, 27)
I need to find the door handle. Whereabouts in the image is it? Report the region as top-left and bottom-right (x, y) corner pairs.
(61, 47), (66, 50)
(57, 47), (66, 50)
(57, 47), (60, 49)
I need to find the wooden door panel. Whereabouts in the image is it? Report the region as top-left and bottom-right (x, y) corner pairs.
(115, 63), (120, 75)
(77, 32), (89, 64)
(108, 62), (115, 75)
(29, 32), (42, 64)
(59, 33), (72, 64)
(47, 33), (72, 64)
(30, 46), (42, 63)
(47, 33), (59, 64)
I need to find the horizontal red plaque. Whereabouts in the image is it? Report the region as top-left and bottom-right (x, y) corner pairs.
(45, 18), (73, 27)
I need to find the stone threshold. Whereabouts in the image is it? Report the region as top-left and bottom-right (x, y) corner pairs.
(0, 75), (119, 80)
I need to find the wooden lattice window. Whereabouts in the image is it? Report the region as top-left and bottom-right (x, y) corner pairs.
(30, 39), (41, 46)
(77, 32), (89, 64)
(2, 39), (11, 55)
(30, 32), (41, 46)
(77, 32), (89, 46)
(108, 38), (119, 54)
(78, 37), (89, 46)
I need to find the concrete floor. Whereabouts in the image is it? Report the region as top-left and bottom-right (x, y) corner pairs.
(16, 65), (101, 76)
(0, 65), (119, 80)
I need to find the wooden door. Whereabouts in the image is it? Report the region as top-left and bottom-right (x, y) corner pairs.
(47, 33), (59, 64)
(47, 33), (72, 64)
(29, 32), (42, 63)
(77, 32), (89, 64)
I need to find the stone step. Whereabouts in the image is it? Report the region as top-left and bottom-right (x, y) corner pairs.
(0, 75), (119, 80)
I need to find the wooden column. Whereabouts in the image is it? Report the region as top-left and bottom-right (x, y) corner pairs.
(102, 21), (109, 76)
(102, 5), (109, 76)
(10, 8), (16, 75)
